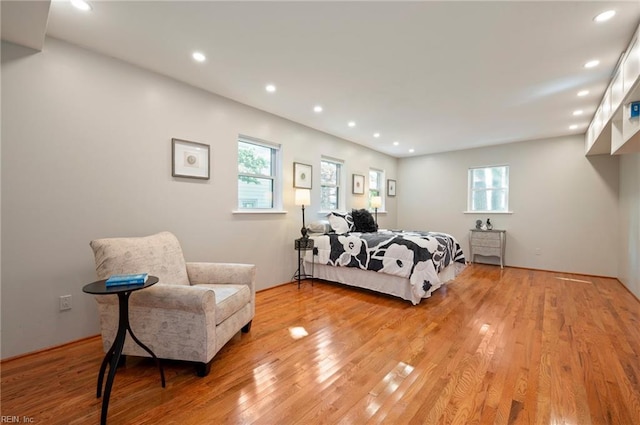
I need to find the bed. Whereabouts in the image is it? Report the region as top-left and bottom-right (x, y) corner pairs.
(303, 211), (466, 305)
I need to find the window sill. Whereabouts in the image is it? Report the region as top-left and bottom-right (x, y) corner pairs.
(463, 211), (513, 214)
(232, 210), (288, 214)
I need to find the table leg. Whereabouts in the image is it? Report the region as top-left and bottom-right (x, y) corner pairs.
(311, 251), (314, 286)
(126, 324), (165, 388)
(297, 246), (302, 289)
(98, 292), (129, 425)
(96, 337), (118, 398)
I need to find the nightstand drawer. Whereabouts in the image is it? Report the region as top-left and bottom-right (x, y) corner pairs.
(471, 231), (500, 241)
(473, 246), (501, 257)
(471, 238), (501, 248)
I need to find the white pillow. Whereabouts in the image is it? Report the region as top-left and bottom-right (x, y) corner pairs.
(308, 220), (331, 234)
(327, 211), (354, 234)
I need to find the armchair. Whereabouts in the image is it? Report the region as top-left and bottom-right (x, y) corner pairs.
(89, 231), (255, 376)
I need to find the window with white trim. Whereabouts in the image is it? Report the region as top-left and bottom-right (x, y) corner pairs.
(467, 165), (509, 212)
(320, 158), (342, 210)
(237, 137), (281, 210)
(369, 168), (384, 209)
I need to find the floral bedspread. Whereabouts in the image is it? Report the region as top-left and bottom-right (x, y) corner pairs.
(310, 230), (466, 299)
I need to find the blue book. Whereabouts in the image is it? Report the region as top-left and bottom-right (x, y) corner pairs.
(105, 273), (148, 286)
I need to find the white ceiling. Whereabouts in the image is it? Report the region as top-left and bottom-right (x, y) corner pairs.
(4, 1), (640, 157)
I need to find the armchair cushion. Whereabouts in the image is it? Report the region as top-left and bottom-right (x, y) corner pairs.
(197, 284), (251, 325)
(187, 262), (256, 324)
(90, 231), (190, 285)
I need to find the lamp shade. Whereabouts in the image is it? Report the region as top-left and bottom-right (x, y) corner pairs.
(295, 188), (311, 206)
(371, 196), (382, 209)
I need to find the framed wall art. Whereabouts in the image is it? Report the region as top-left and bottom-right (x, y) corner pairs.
(352, 174), (365, 195)
(387, 179), (397, 197)
(293, 162), (312, 189)
(172, 138), (210, 180)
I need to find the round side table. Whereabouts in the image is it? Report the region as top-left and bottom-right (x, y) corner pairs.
(83, 276), (165, 425)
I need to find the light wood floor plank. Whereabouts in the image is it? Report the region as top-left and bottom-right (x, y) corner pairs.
(2, 265), (639, 424)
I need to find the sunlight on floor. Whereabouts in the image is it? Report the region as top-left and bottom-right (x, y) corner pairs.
(289, 326), (309, 339)
(554, 277), (592, 284)
(366, 361), (415, 416)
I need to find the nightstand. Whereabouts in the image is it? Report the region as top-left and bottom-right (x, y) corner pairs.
(469, 229), (506, 268)
(294, 237), (314, 288)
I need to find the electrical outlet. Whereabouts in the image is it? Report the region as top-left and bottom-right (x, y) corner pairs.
(59, 295), (72, 311)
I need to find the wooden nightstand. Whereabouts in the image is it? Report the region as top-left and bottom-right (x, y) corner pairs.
(469, 229), (506, 268)
(294, 237), (314, 288)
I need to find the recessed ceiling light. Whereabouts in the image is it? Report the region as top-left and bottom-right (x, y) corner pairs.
(569, 124), (579, 130)
(573, 110), (584, 116)
(192, 52), (206, 62)
(594, 10), (616, 22)
(265, 84), (276, 93)
(70, 0), (91, 11)
(373, 133), (380, 138)
(577, 90), (589, 97)
(348, 121), (356, 128)
(313, 105), (323, 113)
(409, 148), (415, 153)
(393, 141), (399, 146)
(584, 60), (600, 69)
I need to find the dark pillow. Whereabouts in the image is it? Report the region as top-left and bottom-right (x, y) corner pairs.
(351, 209), (378, 232)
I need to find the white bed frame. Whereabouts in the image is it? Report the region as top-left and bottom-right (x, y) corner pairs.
(306, 260), (463, 305)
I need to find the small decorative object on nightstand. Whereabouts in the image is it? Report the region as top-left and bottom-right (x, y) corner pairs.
(469, 228), (506, 268)
(486, 218), (493, 230)
(294, 237), (314, 288)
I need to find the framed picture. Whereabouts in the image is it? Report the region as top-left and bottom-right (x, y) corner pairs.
(293, 162), (312, 189)
(172, 138), (210, 180)
(352, 174), (365, 194)
(387, 179), (397, 197)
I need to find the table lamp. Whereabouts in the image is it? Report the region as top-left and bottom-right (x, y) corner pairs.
(295, 188), (311, 239)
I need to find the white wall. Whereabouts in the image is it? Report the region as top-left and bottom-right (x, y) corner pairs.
(0, 38), (398, 359)
(618, 153), (640, 299)
(398, 136), (620, 277)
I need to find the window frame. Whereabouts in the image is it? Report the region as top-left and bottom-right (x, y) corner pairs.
(236, 135), (282, 212)
(320, 157), (343, 211)
(466, 164), (510, 213)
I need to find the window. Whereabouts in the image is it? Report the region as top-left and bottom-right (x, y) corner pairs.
(320, 158), (342, 210)
(237, 137), (281, 210)
(369, 168), (384, 209)
(468, 165), (509, 212)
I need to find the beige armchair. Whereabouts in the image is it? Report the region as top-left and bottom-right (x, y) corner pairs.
(89, 231), (255, 376)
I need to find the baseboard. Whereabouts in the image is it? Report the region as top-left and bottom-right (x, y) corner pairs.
(0, 334), (101, 364)
(256, 280), (300, 293)
(469, 263), (639, 303)
(471, 263), (616, 280)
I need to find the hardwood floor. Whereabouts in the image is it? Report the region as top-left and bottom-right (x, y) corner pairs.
(2, 265), (639, 424)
